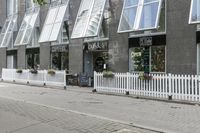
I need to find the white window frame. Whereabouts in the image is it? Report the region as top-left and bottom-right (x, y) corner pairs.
(189, 0), (200, 24)
(14, 7), (40, 46)
(38, 2), (69, 43)
(118, 0), (163, 33)
(71, 0), (107, 39)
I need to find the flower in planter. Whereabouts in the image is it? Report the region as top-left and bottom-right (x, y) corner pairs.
(103, 70), (115, 78)
(138, 72), (153, 80)
(48, 69), (56, 75)
(29, 69), (38, 74)
(16, 69), (23, 74)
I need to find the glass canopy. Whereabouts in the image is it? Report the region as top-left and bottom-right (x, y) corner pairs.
(39, 1), (69, 43)
(15, 7), (40, 45)
(0, 15), (17, 47)
(71, 0), (107, 39)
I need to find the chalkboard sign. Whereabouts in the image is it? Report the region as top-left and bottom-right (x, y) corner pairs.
(79, 73), (89, 87)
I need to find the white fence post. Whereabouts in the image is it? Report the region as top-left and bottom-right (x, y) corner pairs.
(168, 73), (172, 100)
(93, 71), (97, 92)
(126, 72), (130, 95)
(64, 70), (66, 90)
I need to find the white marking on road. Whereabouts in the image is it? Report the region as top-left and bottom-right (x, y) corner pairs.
(0, 95), (170, 133)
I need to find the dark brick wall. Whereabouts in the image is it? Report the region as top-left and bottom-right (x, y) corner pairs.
(166, 0), (197, 74)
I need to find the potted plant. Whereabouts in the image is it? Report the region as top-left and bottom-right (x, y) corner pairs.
(48, 69), (56, 76)
(16, 69), (23, 74)
(103, 70), (115, 78)
(30, 69), (38, 74)
(138, 72), (153, 80)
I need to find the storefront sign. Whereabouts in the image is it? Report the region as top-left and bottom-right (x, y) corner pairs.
(139, 37), (152, 47)
(87, 41), (108, 51)
(51, 45), (68, 52)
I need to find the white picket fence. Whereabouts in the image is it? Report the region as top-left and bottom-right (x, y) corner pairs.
(2, 68), (66, 88)
(94, 71), (200, 102)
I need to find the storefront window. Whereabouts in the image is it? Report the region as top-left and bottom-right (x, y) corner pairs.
(129, 47), (145, 72)
(51, 52), (68, 70)
(129, 46), (165, 73)
(7, 55), (17, 69)
(26, 53), (40, 69)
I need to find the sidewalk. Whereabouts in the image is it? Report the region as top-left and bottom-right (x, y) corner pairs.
(0, 82), (200, 133)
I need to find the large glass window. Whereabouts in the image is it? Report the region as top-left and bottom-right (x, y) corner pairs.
(118, 0), (162, 33)
(39, 2), (69, 43)
(14, 7), (40, 46)
(0, 15), (18, 47)
(71, 0), (107, 39)
(189, 0), (200, 24)
(7, 0), (18, 16)
(26, 0), (35, 10)
(129, 46), (165, 73)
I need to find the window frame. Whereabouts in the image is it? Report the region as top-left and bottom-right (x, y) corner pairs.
(118, 0), (163, 33)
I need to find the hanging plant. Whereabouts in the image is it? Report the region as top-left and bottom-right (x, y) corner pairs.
(103, 70), (115, 78)
(16, 69), (23, 74)
(138, 72), (153, 80)
(48, 69), (56, 75)
(30, 69), (38, 74)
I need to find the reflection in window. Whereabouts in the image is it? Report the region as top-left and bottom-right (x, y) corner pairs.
(129, 46), (165, 72)
(151, 46), (165, 72)
(129, 47), (145, 72)
(189, 0), (200, 24)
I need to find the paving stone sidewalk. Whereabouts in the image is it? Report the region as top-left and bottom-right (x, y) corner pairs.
(0, 83), (200, 133)
(0, 97), (156, 133)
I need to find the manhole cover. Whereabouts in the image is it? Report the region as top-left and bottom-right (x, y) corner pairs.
(114, 129), (135, 133)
